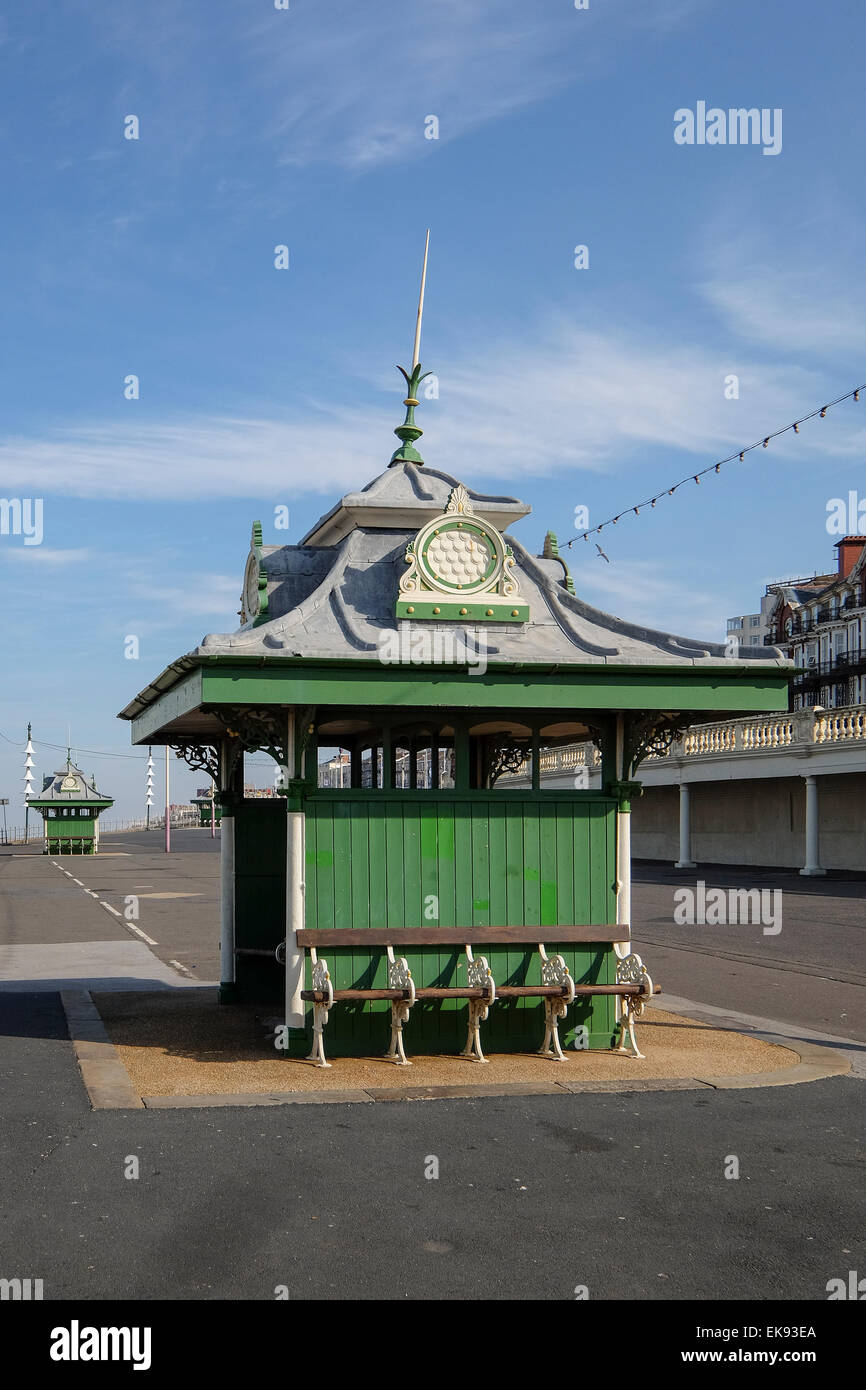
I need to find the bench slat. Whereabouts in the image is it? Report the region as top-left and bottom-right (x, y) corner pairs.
(296, 925), (628, 947)
(301, 983), (646, 1003)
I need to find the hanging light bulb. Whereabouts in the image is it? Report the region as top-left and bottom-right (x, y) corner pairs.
(820, 407), (827, 418)
(739, 452), (745, 462)
(793, 422), (799, 433)
(762, 437), (770, 447)
(854, 390), (860, 403)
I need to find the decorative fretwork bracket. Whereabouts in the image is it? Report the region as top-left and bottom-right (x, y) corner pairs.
(212, 707), (288, 768)
(206, 705), (318, 793)
(168, 743), (220, 785)
(621, 713), (692, 780)
(486, 739), (531, 787)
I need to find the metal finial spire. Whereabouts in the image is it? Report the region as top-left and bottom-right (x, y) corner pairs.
(412, 229), (430, 369)
(391, 230), (432, 466)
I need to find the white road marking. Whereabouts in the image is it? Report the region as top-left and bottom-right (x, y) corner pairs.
(126, 922), (159, 946)
(99, 899), (157, 943)
(169, 959), (194, 977)
(37, 851), (164, 951)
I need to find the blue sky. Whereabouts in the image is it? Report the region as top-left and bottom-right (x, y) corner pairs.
(1, 0), (865, 819)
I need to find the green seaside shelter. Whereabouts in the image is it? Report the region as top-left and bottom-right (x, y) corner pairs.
(119, 355), (791, 1057)
(28, 755), (114, 856)
(192, 791), (222, 828)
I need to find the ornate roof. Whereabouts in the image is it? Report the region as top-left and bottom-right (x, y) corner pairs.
(299, 460), (530, 547)
(29, 757), (112, 805)
(203, 459), (788, 670)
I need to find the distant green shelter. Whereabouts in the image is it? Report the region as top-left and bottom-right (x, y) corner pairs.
(119, 347), (792, 1061)
(28, 756), (114, 855)
(192, 788), (222, 828)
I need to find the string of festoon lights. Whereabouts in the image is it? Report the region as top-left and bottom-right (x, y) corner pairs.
(565, 381), (865, 548)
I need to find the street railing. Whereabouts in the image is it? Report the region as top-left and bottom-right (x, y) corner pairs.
(497, 704), (866, 785)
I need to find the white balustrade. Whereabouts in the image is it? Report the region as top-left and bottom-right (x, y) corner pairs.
(501, 708), (866, 784)
(639, 705), (863, 763)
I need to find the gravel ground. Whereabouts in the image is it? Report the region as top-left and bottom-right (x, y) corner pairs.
(92, 991), (797, 1096)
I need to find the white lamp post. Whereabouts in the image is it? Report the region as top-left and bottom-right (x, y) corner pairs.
(24, 723), (34, 844)
(146, 748), (154, 830)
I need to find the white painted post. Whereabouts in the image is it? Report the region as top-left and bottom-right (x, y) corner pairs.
(616, 803), (631, 933)
(675, 782), (696, 868)
(285, 709), (306, 1027)
(614, 713), (631, 962)
(800, 774), (826, 876)
(164, 747), (171, 854)
(219, 741), (236, 999)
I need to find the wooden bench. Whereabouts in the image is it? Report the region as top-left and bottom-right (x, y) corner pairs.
(49, 837), (93, 856)
(291, 926), (656, 1068)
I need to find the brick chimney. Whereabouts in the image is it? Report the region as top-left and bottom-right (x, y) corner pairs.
(835, 536), (866, 578)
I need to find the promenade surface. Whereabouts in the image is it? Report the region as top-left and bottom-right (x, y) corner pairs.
(0, 832), (863, 1300)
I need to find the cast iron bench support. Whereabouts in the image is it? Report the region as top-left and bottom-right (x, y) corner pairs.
(384, 945), (415, 1066)
(293, 926), (656, 1068)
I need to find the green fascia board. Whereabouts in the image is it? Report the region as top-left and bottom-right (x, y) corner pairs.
(28, 799), (113, 810)
(123, 654), (790, 744)
(199, 662), (789, 712)
(123, 666), (204, 742)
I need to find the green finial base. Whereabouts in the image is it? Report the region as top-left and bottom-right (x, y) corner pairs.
(389, 363), (431, 466)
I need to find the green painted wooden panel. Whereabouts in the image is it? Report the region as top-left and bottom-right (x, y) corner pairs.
(233, 798), (287, 1002)
(303, 792), (618, 1052)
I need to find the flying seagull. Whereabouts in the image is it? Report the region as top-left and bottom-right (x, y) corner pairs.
(596, 543), (610, 563)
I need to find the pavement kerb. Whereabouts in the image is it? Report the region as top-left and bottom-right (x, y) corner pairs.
(60, 990), (852, 1111)
(60, 989), (145, 1110)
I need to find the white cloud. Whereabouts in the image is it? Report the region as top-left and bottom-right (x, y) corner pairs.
(134, 574), (242, 619)
(0, 547), (90, 566)
(244, 1), (583, 172)
(0, 311), (849, 503)
(572, 556), (727, 639)
(78, 0), (703, 176)
(699, 228), (866, 357)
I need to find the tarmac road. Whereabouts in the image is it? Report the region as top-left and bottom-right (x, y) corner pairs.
(631, 862), (866, 1044)
(0, 835), (864, 1303)
(0, 990), (863, 1301)
(1, 834), (863, 1037)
